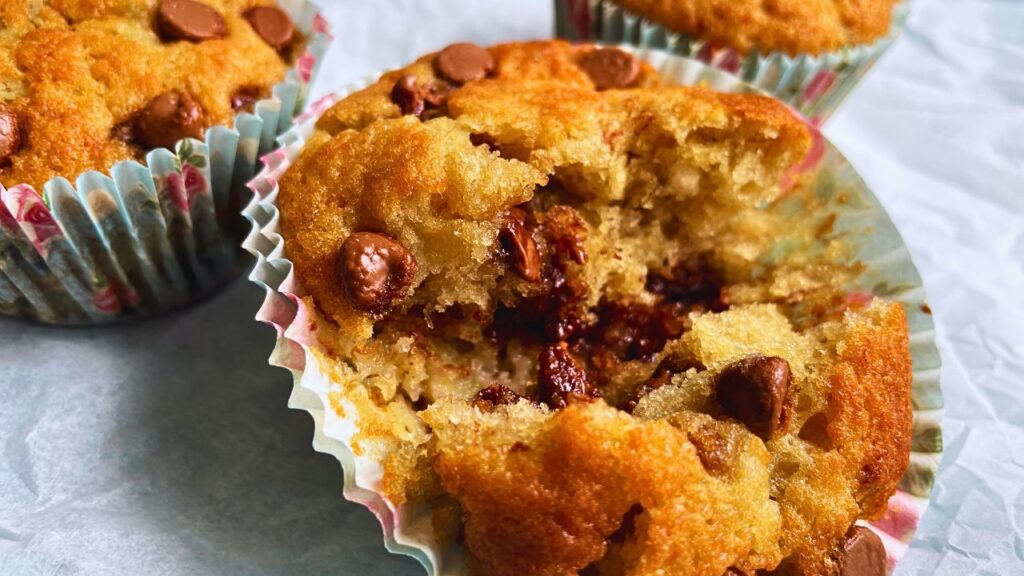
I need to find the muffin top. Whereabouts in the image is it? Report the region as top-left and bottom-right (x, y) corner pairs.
(0, 0), (300, 191)
(283, 41), (808, 341)
(609, 0), (902, 55)
(276, 41), (911, 576)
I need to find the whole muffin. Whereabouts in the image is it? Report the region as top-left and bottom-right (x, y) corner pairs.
(276, 41), (911, 576)
(0, 0), (301, 192)
(0, 0), (320, 323)
(609, 0), (901, 55)
(554, 0), (910, 122)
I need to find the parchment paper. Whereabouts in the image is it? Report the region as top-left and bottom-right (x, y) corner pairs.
(1, 1), (1021, 575)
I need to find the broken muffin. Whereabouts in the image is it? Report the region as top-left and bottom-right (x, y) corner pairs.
(275, 41), (912, 576)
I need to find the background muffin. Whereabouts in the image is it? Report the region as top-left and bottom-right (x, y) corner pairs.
(0, 0), (302, 190)
(554, 0), (912, 123)
(0, 0), (329, 323)
(609, 0), (899, 55)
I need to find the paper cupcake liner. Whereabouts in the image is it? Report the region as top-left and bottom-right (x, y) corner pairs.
(243, 50), (942, 575)
(0, 0), (331, 325)
(554, 0), (913, 124)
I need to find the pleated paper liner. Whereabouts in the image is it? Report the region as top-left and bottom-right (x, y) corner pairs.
(0, 0), (331, 325)
(243, 49), (942, 575)
(554, 0), (914, 125)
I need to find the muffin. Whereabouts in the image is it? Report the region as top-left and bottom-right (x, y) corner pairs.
(554, 0), (911, 122)
(0, 0), (327, 323)
(272, 41), (912, 575)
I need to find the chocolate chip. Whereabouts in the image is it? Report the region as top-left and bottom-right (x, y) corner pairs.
(578, 47), (640, 90)
(542, 205), (587, 266)
(434, 43), (494, 85)
(488, 264), (590, 346)
(135, 90), (207, 151)
(230, 85), (268, 113)
(111, 118), (137, 145)
(340, 232), (417, 315)
(499, 207), (541, 282)
(835, 526), (886, 576)
(390, 74), (447, 119)
(243, 5), (295, 51)
(590, 301), (688, 363)
(537, 341), (598, 409)
(155, 0), (226, 43)
(715, 354), (792, 441)
(645, 257), (726, 310)
(0, 103), (23, 167)
(723, 569), (749, 576)
(471, 385), (525, 412)
(422, 84), (447, 107)
(391, 75), (425, 117)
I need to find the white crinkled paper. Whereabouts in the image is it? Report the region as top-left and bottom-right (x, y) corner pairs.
(0, 1), (1022, 575)
(824, 2), (1024, 574)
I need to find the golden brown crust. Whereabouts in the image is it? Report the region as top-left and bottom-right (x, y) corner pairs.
(0, 0), (292, 191)
(829, 301), (913, 516)
(423, 401), (782, 576)
(612, 0), (901, 55)
(774, 301), (912, 575)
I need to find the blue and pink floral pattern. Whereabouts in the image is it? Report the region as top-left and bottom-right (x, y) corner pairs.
(0, 0), (331, 324)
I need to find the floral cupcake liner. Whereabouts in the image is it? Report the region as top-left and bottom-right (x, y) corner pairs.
(0, 0), (331, 324)
(554, 0), (913, 124)
(243, 50), (942, 575)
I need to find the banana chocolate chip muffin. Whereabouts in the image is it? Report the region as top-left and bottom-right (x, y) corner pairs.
(277, 41), (912, 576)
(554, 0), (909, 122)
(607, 0), (903, 55)
(0, 0), (301, 191)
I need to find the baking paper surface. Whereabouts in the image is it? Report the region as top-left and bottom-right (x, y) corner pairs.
(1, 0), (1021, 574)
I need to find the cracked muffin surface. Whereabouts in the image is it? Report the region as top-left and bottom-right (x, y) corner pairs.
(276, 41), (911, 576)
(0, 0), (301, 191)
(609, 0), (903, 55)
